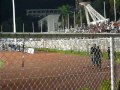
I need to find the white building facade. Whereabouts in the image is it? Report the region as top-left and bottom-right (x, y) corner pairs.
(38, 15), (60, 32)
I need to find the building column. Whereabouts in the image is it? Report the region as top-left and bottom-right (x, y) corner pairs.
(32, 22), (34, 33)
(23, 23), (24, 33)
(68, 14), (69, 29)
(74, 12), (76, 28)
(41, 21), (43, 33)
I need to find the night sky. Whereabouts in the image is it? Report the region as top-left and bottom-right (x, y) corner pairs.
(0, 0), (75, 23)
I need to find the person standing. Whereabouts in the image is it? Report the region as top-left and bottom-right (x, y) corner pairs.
(95, 46), (103, 68)
(107, 47), (110, 60)
(107, 46), (116, 62)
(90, 44), (97, 66)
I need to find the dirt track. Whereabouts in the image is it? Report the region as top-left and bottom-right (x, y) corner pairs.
(0, 51), (117, 90)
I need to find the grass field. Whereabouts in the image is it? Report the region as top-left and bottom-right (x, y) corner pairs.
(0, 58), (5, 68)
(35, 48), (120, 63)
(35, 48), (89, 56)
(115, 52), (120, 64)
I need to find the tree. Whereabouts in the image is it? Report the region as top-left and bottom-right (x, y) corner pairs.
(109, 0), (120, 20)
(58, 5), (74, 30)
(92, 0), (120, 20)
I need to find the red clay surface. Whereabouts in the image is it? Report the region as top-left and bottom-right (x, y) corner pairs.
(0, 51), (119, 90)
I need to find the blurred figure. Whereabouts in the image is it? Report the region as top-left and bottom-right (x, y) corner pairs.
(95, 46), (103, 68)
(107, 46), (116, 60)
(107, 47), (110, 60)
(107, 47), (111, 67)
(90, 44), (97, 66)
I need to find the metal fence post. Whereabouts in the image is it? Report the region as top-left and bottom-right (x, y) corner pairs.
(110, 37), (115, 90)
(22, 38), (25, 67)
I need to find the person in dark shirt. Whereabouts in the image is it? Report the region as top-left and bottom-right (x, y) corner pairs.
(107, 46), (116, 61)
(90, 44), (97, 66)
(91, 44), (103, 68)
(95, 46), (103, 68)
(107, 47), (110, 60)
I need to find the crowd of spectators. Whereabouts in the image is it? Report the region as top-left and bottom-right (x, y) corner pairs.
(1, 43), (24, 52)
(65, 20), (120, 33)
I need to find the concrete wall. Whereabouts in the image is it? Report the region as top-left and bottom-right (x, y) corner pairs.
(25, 38), (120, 52)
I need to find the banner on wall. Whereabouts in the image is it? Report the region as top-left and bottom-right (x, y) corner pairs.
(27, 48), (34, 54)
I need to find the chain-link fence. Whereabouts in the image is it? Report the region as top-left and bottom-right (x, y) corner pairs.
(0, 33), (120, 90)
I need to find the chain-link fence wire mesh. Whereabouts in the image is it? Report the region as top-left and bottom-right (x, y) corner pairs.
(0, 34), (120, 90)
(114, 37), (120, 90)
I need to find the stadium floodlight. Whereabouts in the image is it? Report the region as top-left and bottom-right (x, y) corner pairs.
(12, 0), (16, 33)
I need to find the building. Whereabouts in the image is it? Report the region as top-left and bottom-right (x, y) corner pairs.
(26, 9), (60, 17)
(38, 14), (60, 32)
(26, 9), (60, 32)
